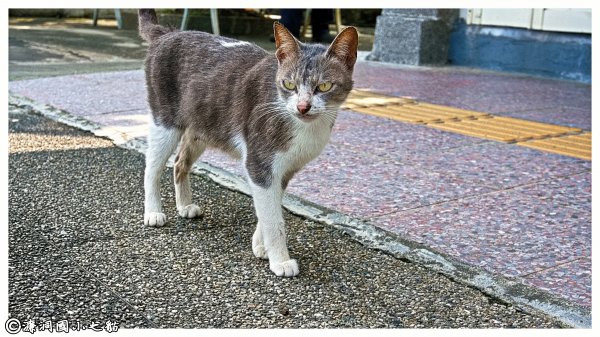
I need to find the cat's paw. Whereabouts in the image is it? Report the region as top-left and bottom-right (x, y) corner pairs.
(252, 243), (268, 260)
(178, 204), (202, 218)
(144, 212), (167, 227)
(270, 259), (299, 277)
(252, 230), (268, 259)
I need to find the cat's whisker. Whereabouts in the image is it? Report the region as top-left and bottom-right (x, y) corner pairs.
(262, 113), (286, 126)
(255, 109), (287, 122)
(321, 111), (339, 126)
(252, 106), (282, 117)
(254, 107), (291, 126)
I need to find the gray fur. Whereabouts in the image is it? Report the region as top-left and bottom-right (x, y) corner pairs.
(139, 9), (357, 189)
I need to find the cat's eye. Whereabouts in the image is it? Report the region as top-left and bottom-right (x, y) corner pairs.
(283, 80), (296, 91)
(317, 82), (333, 92)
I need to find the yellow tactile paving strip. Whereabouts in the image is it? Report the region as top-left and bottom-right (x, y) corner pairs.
(343, 90), (591, 160)
(428, 117), (581, 143)
(519, 133), (591, 160)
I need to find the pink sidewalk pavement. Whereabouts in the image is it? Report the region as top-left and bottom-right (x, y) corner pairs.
(9, 60), (591, 309)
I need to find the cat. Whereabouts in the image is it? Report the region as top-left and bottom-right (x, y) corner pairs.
(138, 9), (358, 277)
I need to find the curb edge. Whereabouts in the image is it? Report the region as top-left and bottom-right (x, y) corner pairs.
(9, 93), (591, 328)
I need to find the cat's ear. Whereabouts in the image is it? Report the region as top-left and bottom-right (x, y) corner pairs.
(326, 27), (359, 70)
(273, 22), (300, 63)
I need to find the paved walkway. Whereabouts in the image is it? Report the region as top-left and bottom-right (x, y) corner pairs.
(8, 66), (592, 329)
(9, 108), (567, 328)
(9, 61), (591, 312)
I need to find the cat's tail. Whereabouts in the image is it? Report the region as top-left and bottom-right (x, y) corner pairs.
(138, 9), (174, 42)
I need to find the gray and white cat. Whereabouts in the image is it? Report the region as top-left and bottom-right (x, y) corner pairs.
(138, 9), (358, 277)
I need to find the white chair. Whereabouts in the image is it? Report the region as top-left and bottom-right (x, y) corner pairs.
(92, 9), (123, 29)
(181, 8), (220, 35)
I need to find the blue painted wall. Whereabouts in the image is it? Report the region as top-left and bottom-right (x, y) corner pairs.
(449, 20), (591, 83)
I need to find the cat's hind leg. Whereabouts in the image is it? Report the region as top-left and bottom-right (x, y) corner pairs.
(174, 128), (205, 218)
(144, 123), (182, 227)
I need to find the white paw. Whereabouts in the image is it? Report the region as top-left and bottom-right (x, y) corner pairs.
(144, 212), (167, 227)
(270, 259), (299, 277)
(253, 244), (268, 260)
(178, 204), (202, 218)
(252, 230), (268, 259)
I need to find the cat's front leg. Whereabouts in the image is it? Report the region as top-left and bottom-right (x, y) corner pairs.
(252, 224), (268, 260)
(249, 180), (299, 277)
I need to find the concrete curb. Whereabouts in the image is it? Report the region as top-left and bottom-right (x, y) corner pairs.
(9, 93), (591, 328)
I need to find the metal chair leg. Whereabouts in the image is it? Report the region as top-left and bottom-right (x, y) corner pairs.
(301, 9), (312, 40)
(92, 9), (98, 26)
(181, 8), (190, 30)
(335, 9), (342, 33)
(210, 9), (220, 35)
(114, 9), (123, 29)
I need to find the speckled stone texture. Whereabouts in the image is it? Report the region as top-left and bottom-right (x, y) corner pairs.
(367, 9), (457, 65)
(10, 71), (149, 115)
(9, 111), (567, 328)
(352, 62), (591, 119)
(503, 107), (591, 130)
(8, 62), (591, 308)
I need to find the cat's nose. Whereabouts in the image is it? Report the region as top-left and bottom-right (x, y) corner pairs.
(297, 102), (311, 114)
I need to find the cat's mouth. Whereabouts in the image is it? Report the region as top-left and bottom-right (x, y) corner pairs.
(296, 113), (319, 122)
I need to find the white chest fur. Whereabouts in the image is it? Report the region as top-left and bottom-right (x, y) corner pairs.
(273, 119), (332, 180)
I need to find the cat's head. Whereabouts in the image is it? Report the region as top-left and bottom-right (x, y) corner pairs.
(273, 22), (358, 123)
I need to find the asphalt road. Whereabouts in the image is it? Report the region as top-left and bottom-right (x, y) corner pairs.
(8, 17), (373, 82)
(7, 104), (567, 328)
(8, 17), (277, 81)
(9, 17), (146, 81)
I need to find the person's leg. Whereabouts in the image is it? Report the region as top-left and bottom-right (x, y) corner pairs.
(311, 9), (334, 43)
(279, 9), (304, 38)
